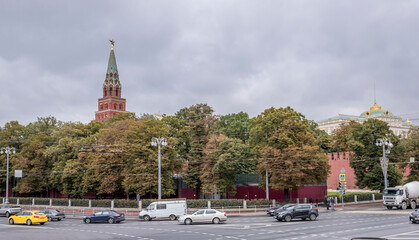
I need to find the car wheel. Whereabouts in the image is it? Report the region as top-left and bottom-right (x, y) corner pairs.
(5, 212), (10, 218)
(184, 218), (192, 225)
(386, 206), (393, 210)
(402, 202), (407, 210)
(284, 215), (292, 222)
(309, 213), (317, 221)
(9, 219), (14, 225)
(27, 219), (32, 226)
(169, 214), (177, 221)
(143, 215), (151, 221)
(85, 218), (91, 224)
(108, 218), (115, 224)
(212, 217), (220, 224)
(40, 222), (45, 225)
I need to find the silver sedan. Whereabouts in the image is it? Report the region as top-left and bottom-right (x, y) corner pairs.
(178, 209), (227, 225)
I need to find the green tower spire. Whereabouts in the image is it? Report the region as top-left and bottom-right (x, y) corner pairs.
(103, 39), (120, 87)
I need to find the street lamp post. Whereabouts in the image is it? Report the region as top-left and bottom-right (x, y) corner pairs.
(151, 137), (167, 200)
(1, 147), (16, 204)
(376, 138), (393, 189)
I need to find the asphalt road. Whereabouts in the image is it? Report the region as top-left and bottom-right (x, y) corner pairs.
(1, 207), (418, 240)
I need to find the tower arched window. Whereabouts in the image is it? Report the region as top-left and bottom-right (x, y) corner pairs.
(114, 104), (117, 109)
(119, 104), (122, 110)
(100, 104), (103, 110)
(105, 103), (108, 109)
(104, 88), (107, 97)
(116, 88), (119, 97)
(110, 88), (113, 96)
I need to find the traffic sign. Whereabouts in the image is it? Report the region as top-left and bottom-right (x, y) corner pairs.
(339, 174), (346, 181)
(136, 194), (141, 201)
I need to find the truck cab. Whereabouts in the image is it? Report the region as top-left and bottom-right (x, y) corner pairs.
(383, 187), (405, 209)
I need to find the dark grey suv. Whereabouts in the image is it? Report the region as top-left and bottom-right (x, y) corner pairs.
(275, 204), (318, 222)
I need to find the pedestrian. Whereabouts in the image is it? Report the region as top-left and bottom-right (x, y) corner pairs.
(326, 197), (330, 210)
(309, 197), (313, 204)
(331, 197), (335, 211)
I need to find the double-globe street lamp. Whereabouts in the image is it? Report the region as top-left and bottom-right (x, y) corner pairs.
(1, 147), (16, 204)
(151, 137), (167, 200)
(376, 138), (393, 189)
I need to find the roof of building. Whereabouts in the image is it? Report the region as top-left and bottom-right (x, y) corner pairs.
(318, 100), (416, 127)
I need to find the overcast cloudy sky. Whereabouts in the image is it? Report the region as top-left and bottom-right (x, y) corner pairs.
(1, 0), (418, 126)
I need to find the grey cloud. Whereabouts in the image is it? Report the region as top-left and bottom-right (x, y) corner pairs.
(0, 0), (418, 126)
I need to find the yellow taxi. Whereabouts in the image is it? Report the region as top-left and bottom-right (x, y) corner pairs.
(8, 210), (48, 225)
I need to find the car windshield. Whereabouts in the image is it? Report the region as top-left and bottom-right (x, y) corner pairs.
(383, 189), (402, 196)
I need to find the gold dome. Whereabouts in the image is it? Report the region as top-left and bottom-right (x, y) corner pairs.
(370, 100), (382, 111)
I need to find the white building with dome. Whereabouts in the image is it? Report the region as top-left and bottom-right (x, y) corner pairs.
(317, 100), (416, 138)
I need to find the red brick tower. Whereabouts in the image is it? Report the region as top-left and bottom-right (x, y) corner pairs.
(95, 40), (127, 122)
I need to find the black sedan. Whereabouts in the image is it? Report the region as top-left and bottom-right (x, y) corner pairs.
(83, 210), (125, 224)
(410, 209), (419, 223)
(43, 209), (65, 221)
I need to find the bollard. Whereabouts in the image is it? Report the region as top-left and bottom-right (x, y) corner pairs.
(355, 195), (358, 203)
(32, 198), (35, 206)
(68, 199), (71, 207)
(243, 200), (247, 209)
(17, 198), (20, 205)
(272, 199), (276, 207)
(50, 199), (52, 207)
(296, 198), (300, 204)
(89, 200), (92, 208)
(111, 200), (114, 210)
(208, 201), (211, 209)
(303, 197), (307, 204)
(139, 200), (142, 210)
(372, 194), (375, 201)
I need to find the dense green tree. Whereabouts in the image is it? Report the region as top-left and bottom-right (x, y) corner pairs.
(215, 112), (251, 142)
(177, 103), (217, 198)
(331, 122), (355, 152)
(309, 120), (332, 152)
(249, 107), (330, 190)
(400, 128), (419, 182)
(0, 121), (25, 193)
(348, 119), (402, 190)
(120, 119), (182, 198)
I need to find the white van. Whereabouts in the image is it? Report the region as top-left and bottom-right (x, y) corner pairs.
(139, 200), (187, 221)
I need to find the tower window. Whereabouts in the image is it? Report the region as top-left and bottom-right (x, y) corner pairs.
(119, 104), (122, 110)
(104, 88), (107, 97)
(114, 104), (117, 109)
(105, 103), (108, 109)
(100, 105), (103, 110)
(116, 89), (118, 97)
(110, 88), (113, 96)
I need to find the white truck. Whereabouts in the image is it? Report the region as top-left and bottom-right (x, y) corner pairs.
(383, 181), (419, 210)
(139, 200), (187, 221)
